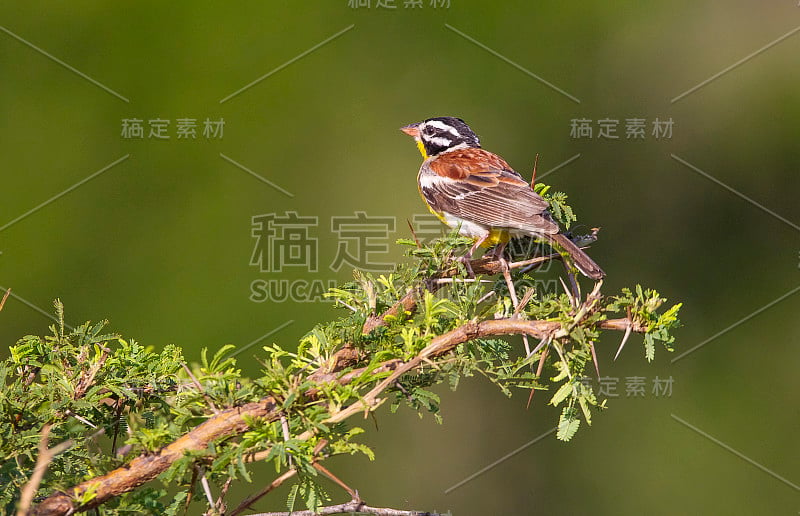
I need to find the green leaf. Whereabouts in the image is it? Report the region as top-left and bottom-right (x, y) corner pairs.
(644, 334), (655, 362)
(549, 381), (573, 407)
(557, 406), (581, 442)
(578, 395), (592, 426)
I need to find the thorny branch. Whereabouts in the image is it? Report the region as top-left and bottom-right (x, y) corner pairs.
(32, 253), (645, 516)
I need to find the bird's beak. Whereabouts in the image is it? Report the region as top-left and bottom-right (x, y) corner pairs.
(400, 123), (420, 138)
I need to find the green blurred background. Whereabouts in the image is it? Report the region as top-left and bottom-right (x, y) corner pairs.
(1, 1), (798, 514)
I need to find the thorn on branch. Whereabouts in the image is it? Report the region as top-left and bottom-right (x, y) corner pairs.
(530, 153), (540, 188)
(614, 309), (634, 361)
(199, 468), (215, 508)
(0, 287), (10, 312)
(526, 345), (550, 410)
(406, 219), (422, 248)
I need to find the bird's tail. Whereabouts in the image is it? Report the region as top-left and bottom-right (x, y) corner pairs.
(546, 233), (605, 280)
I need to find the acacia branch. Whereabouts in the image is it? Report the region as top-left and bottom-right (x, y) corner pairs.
(33, 309), (640, 516)
(33, 253), (629, 515)
(32, 399), (278, 515)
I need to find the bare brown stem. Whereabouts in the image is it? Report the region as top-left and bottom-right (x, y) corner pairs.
(17, 424), (73, 516)
(228, 469), (298, 516)
(247, 502), (439, 516)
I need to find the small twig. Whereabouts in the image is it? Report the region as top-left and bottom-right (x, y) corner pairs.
(511, 285), (536, 378)
(394, 381), (413, 402)
(552, 341), (572, 381)
(184, 466), (199, 513)
(199, 469), (215, 508)
(17, 424), (73, 516)
(559, 277), (576, 309)
(568, 280), (604, 331)
(181, 362), (219, 414)
(530, 153), (540, 188)
(247, 501), (439, 516)
(335, 299), (358, 312)
(421, 357), (439, 370)
(213, 477), (233, 515)
(64, 410), (97, 429)
(280, 415), (292, 467)
(510, 251), (561, 270)
(312, 462), (359, 501)
(434, 278), (492, 284)
(229, 469), (298, 516)
(566, 270), (581, 306)
(406, 219), (422, 248)
(110, 399), (124, 456)
(513, 288), (536, 317)
(0, 287), (10, 312)
(73, 344), (110, 400)
(498, 249), (533, 362)
(526, 345), (550, 409)
(231, 440), (329, 516)
(362, 288), (418, 335)
(475, 290), (496, 305)
(501, 262), (520, 312)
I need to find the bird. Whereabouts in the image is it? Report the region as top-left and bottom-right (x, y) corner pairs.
(400, 116), (605, 280)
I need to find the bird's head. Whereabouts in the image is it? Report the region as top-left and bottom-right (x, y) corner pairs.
(400, 116), (481, 159)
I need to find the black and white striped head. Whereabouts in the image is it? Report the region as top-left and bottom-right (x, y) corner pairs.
(401, 116), (481, 158)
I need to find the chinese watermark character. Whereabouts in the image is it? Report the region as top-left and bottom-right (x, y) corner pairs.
(330, 212), (396, 272)
(250, 212), (319, 273)
(176, 118), (197, 139)
(625, 376), (647, 397)
(569, 117), (674, 140)
(597, 118), (619, 139)
(148, 118), (170, 139)
(651, 117), (674, 139)
(120, 117), (224, 139)
(569, 118), (593, 139)
(651, 376), (674, 397)
(348, 0), (450, 9)
(121, 118), (144, 139)
(625, 118), (646, 139)
(203, 117), (225, 139)
(598, 376), (619, 398)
